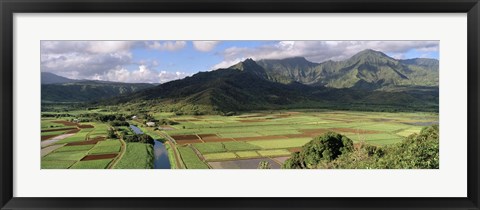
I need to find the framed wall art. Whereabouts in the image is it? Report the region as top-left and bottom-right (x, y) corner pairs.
(1, 0), (479, 209)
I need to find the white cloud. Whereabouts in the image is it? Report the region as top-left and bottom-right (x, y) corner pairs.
(86, 41), (134, 54)
(146, 41), (186, 51)
(41, 40), (193, 83)
(212, 57), (246, 70)
(211, 41), (439, 70)
(41, 41), (135, 79)
(92, 65), (190, 84)
(192, 41), (220, 52)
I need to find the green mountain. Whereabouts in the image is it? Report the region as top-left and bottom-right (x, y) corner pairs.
(41, 73), (155, 103)
(256, 49), (439, 89)
(112, 61), (315, 112)
(109, 49), (439, 114)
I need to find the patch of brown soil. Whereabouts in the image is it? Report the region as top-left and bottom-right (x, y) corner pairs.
(284, 134), (314, 138)
(78, 124), (94, 128)
(65, 129), (80, 134)
(41, 127), (75, 132)
(66, 137), (105, 146)
(234, 135), (288, 141)
(198, 134), (219, 139)
(81, 153), (117, 161)
(171, 134), (199, 140)
(52, 120), (78, 126)
(41, 135), (58, 140)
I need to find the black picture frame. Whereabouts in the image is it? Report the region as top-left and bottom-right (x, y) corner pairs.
(1, 0), (479, 209)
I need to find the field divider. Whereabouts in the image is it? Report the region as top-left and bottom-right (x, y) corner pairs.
(196, 134), (205, 143)
(188, 144), (211, 169)
(165, 141), (184, 169)
(108, 138), (126, 169)
(66, 147), (95, 169)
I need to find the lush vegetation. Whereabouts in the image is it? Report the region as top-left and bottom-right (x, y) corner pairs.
(89, 140), (122, 154)
(164, 143), (178, 169)
(122, 134), (154, 145)
(177, 147), (209, 169)
(283, 132), (354, 169)
(283, 125), (439, 169)
(114, 143), (154, 169)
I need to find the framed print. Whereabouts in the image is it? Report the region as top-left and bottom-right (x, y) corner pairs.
(1, 0), (479, 209)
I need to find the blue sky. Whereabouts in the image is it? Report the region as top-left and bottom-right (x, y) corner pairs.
(41, 40), (439, 83)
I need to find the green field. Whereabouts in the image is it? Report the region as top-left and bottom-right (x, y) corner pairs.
(194, 142), (226, 154)
(41, 130), (69, 137)
(248, 138), (312, 149)
(162, 110), (438, 168)
(203, 152), (237, 161)
(114, 143), (154, 169)
(41, 120), (122, 169)
(41, 160), (77, 169)
(42, 109), (438, 169)
(89, 140), (122, 154)
(43, 151), (89, 161)
(53, 145), (95, 152)
(70, 159), (113, 169)
(177, 147), (209, 169)
(235, 151), (260, 158)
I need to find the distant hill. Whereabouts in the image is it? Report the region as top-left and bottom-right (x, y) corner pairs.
(107, 49), (439, 114)
(41, 72), (76, 84)
(41, 73), (155, 102)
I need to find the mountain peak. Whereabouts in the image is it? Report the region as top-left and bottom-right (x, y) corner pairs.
(355, 49), (388, 57)
(229, 58), (261, 71)
(348, 49), (395, 64)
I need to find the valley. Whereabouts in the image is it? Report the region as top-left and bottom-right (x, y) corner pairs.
(41, 108), (438, 169)
(40, 47), (440, 169)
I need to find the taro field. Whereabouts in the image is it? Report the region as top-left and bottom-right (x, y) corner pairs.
(158, 110), (438, 169)
(41, 119), (123, 169)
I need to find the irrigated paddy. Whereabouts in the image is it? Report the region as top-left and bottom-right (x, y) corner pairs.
(160, 110), (438, 169)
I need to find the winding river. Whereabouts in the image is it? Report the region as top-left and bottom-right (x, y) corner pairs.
(129, 125), (171, 169)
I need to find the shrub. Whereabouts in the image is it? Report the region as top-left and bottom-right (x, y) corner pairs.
(123, 134), (154, 145)
(283, 132), (353, 169)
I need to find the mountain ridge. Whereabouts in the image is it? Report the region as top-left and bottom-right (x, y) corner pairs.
(41, 72), (156, 103)
(255, 49), (438, 88)
(102, 49), (439, 114)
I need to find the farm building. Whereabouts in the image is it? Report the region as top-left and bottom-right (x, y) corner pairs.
(146, 122), (155, 127)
